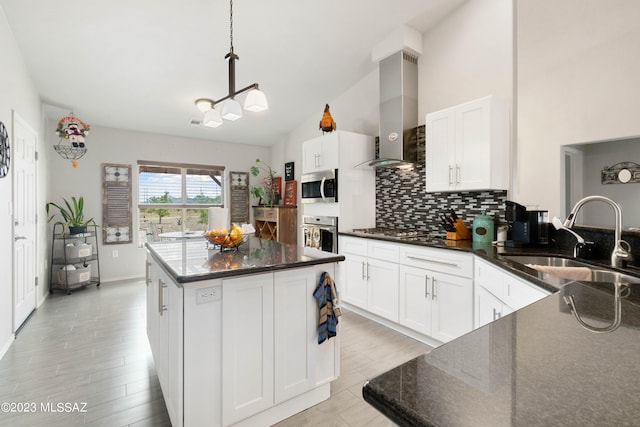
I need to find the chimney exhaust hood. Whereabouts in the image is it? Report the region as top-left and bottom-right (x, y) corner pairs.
(362, 49), (419, 169)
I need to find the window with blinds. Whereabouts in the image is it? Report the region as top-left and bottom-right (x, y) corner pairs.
(137, 161), (225, 244)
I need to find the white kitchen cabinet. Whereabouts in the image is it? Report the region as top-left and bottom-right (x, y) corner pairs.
(339, 236), (400, 322)
(274, 267), (339, 403)
(474, 257), (549, 328)
(425, 95), (509, 192)
(145, 253), (183, 427)
(302, 133), (339, 173)
(222, 273), (275, 426)
(399, 265), (473, 343)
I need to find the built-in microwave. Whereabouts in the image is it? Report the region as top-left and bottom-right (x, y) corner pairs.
(301, 169), (338, 203)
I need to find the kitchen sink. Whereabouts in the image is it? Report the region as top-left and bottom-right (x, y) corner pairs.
(502, 255), (640, 284)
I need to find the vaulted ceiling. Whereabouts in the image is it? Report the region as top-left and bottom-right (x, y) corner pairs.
(1, 0), (466, 146)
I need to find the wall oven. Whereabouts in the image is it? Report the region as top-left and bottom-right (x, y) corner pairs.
(301, 169), (338, 203)
(302, 215), (338, 253)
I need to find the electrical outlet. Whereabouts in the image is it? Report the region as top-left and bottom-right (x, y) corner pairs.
(112, 249), (119, 258)
(196, 286), (221, 304)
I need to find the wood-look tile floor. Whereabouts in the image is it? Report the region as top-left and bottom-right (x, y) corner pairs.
(0, 280), (431, 427)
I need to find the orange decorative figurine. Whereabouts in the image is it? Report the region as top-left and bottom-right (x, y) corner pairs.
(319, 104), (336, 134)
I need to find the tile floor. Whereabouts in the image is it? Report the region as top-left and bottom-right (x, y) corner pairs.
(0, 280), (431, 426)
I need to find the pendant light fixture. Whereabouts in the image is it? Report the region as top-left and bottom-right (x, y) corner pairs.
(195, 0), (268, 128)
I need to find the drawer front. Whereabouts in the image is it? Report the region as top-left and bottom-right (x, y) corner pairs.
(368, 240), (400, 262)
(400, 245), (473, 278)
(339, 236), (368, 257)
(254, 207), (277, 221)
(474, 258), (504, 299)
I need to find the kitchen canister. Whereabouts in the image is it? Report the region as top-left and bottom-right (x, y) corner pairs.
(472, 211), (495, 243)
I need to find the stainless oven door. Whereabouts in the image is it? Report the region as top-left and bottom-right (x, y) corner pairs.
(302, 215), (338, 253)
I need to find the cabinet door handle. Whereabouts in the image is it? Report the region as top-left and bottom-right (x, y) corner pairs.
(366, 262), (370, 280)
(493, 308), (502, 321)
(406, 255), (459, 268)
(361, 261), (366, 280)
(145, 261), (152, 286)
(158, 279), (167, 315)
(432, 278), (437, 300)
(425, 275), (430, 298)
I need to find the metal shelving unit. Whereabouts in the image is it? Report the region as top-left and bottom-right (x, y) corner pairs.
(49, 224), (101, 294)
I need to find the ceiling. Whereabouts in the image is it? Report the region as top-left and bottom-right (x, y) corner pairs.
(1, 0), (466, 146)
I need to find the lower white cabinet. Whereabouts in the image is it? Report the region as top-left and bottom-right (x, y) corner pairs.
(146, 253), (184, 427)
(147, 256), (339, 427)
(399, 265), (473, 343)
(222, 273), (275, 425)
(340, 237), (400, 322)
(474, 258), (550, 328)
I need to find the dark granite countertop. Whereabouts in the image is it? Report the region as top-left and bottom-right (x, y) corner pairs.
(146, 236), (344, 285)
(339, 232), (640, 425)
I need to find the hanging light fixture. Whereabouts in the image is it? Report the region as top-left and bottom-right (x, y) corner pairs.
(195, 0), (268, 128)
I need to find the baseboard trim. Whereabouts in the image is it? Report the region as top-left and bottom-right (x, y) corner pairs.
(0, 334), (15, 360)
(341, 303), (442, 348)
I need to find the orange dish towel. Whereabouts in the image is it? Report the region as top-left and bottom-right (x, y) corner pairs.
(525, 264), (593, 281)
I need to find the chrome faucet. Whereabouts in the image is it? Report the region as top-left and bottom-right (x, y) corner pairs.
(564, 195), (632, 268)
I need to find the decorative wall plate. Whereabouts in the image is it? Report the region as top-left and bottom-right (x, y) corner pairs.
(0, 121), (10, 178)
(601, 162), (640, 184)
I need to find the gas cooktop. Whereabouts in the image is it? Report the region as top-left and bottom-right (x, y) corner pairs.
(351, 227), (430, 238)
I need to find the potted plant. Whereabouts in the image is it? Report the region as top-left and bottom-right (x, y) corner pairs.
(249, 159), (280, 207)
(46, 196), (98, 234)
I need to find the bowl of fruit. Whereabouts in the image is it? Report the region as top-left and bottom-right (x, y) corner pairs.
(204, 224), (248, 251)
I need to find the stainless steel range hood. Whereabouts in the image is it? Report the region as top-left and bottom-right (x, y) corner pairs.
(364, 49), (419, 168)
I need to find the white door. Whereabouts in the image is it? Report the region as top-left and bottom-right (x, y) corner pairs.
(399, 265), (431, 335)
(425, 107), (455, 191)
(456, 97), (491, 190)
(431, 272), (473, 343)
(12, 112), (37, 330)
(367, 258), (399, 322)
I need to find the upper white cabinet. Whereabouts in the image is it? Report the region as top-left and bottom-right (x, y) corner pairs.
(301, 130), (374, 174)
(302, 134), (339, 173)
(425, 96), (509, 192)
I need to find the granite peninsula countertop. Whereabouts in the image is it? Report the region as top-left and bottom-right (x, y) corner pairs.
(146, 236), (344, 285)
(340, 231), (640, 426)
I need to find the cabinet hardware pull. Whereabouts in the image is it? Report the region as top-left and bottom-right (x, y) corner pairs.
(145, 261), (152, 286)
(366, 262), (370, 280)
(456, 164), (461, 184)
(493, 308), (502, 320)
(432, 278), (437, 300)
(362, 261), (366, 280)
(406, 255), (459, 268)
(425, 275), (430, 298)
(158, 279), (167, 315)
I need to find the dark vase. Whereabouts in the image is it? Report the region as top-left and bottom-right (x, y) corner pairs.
(69, 225), (87, 235)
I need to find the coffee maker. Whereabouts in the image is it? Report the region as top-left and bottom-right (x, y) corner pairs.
(504, 201), (549, 247)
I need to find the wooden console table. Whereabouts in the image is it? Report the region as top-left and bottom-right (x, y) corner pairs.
(253, 206), (297, 244)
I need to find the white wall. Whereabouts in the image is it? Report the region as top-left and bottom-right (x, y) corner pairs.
(419, 0), (513, 119)
(47, 125), (270, 282)
(516, 0), (640, 218)
(0, 6), (44, 352)
(273, 0), (513, 246)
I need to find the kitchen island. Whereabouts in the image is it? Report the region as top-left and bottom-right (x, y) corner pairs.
(145, 237), (344, 427)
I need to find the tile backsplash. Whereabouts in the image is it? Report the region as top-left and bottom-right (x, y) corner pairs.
(375, 125), (507, 234)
